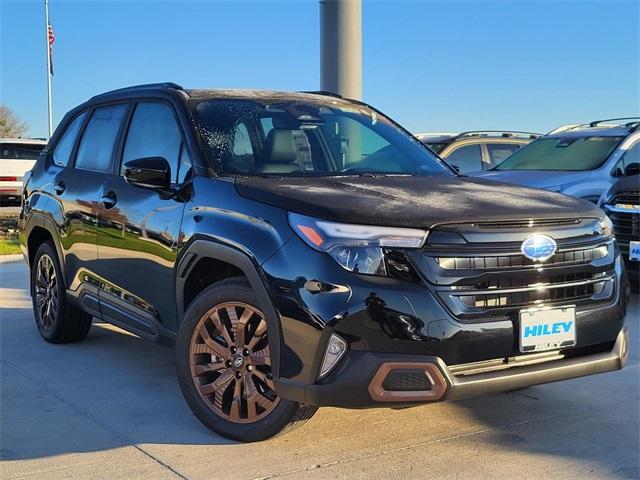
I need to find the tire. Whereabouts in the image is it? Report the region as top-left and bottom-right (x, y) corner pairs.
(176, 278), (317, 442)
(30, 241), (92, 343)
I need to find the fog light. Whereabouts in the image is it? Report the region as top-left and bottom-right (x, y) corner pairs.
(319, 334), (347, 379)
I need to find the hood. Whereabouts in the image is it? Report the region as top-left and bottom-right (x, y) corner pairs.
(472, 170), (590, 190)
(235, 175), (602, 229)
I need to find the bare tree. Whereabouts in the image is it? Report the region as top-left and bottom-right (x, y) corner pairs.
(0, 104), (29, 138)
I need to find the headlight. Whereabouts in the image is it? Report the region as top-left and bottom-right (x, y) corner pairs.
(288, 212), (428, 275)
(543, 185), (563, 192)
(599, 215), (614, 237)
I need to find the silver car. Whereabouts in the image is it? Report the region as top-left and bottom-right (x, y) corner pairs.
(472, 118), (640, 203)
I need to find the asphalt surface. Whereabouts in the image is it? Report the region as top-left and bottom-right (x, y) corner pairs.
(1, 257), (638, 480)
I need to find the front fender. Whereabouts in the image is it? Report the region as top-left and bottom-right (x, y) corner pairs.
(176, 238), (285, 379)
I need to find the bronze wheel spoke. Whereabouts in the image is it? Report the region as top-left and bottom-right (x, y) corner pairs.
(249, 348), (271, 367)
(189, 301), (279, 424)
(228, 379), (243, 421)
(209, 310), (234, 347)
(247, 318), (267, 350)
(197, 323), (229, 358)
(252, 369), (275, 389)
(192, 363), (223, 377)
(199, 370), (234, 396)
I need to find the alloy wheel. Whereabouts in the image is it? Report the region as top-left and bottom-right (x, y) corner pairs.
(34, 253), (58, 331)
(189, 302), (279, 423)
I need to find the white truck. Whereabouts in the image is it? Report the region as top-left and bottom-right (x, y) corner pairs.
(0, 138), (46, 205)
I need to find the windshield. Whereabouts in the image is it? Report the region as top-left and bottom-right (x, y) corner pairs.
(496, 136), (623, 171)
(0, 143), (44, 160)
(192, 98), (451, 177)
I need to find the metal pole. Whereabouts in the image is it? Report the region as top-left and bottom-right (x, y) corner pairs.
(320, 0), (362, 100)
(44, 0), (53, 139)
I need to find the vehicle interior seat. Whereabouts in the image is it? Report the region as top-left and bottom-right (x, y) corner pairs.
(254, 129), (301, 174)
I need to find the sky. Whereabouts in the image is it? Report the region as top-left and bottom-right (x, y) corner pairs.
(1, 0), (638, 139)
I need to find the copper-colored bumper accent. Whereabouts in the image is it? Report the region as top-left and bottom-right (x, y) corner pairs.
(620, 327), (629, 368)
(368, 362), (448, 402)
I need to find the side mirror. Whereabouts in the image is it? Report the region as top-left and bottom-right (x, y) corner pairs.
(123, 157), (171, 190)
(624, 163), (640, 177)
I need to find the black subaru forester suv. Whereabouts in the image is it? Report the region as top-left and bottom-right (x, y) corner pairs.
(19, 83), (629, 442)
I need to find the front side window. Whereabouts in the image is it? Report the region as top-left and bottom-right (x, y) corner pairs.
(444, 144), (482, 173)
(612, 141), (640, 177)
(191, 98), (450, 177)
(122, 102), (184, 183)
(496, 136), (623, 171)
(75, 105), (127, 172)
(486, 143), (521, 168)
(52, 112), (87, 166)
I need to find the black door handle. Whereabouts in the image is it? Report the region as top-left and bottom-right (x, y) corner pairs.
(53, 181), (65, 195)
(100, 191), (117, 210)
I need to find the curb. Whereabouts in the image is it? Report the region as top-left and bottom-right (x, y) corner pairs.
(0, 254), (24, 264)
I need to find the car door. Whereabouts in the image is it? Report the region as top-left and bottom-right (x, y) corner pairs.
(48, 105), (127, 314)
(95, 100), (190, 335)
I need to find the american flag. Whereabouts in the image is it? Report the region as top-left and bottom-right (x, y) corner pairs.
(48, 22), (55, 75)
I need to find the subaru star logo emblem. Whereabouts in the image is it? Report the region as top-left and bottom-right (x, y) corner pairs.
(521, 234), (557, 262)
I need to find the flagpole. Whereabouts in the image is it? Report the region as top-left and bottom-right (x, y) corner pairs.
(44, 0), (53, 139)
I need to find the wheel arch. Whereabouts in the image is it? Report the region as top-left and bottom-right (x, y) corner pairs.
(176, 238), (283, 378)
(25, 214), (67, 288)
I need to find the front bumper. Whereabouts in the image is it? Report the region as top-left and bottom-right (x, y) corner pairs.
(275, 327), (628, 408)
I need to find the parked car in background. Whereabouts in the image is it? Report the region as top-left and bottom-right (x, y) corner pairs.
(474, 118), (640, 203)
(415, 131), (540, 174)
(0, 138), (46, 205)
(599, 174), (640, 292)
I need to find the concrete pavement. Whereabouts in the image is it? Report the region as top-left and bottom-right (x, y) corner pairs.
(1, 258), (638, 479)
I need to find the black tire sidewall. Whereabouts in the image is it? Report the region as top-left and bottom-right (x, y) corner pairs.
(175, 279), (301, 442)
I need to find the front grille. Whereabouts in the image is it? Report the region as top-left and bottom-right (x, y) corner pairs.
(604, 192), (639, 258)
(457, 276), (606, 308)
(437, 245), (608, 270)
(612, 192), (640, 206)
(409, 218), (616, 321)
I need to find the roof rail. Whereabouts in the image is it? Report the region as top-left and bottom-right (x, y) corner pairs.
(299, 90), (343, 99)
(90, 82), (183, 100)
(456, 130), (542, 139)
(588, 117), (640, 127)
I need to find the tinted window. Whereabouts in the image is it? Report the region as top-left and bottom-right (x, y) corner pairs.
(497, 136), (623, 171)
(424, 142), (449, 154)
(52, 112), (87, 166)
(444, 144), (482, 173)
(613, 142), (640, 177)
(192, 99), (449, 177)
(0, 143), (45, 161)
(75, 105), (127, 172)
(122, 102), (182, 183)
(486, 143), (521, 168)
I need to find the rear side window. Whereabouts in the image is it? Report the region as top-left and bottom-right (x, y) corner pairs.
(75, 104), (127, 172)
(52, 112), (87, 166)
(122, 102), (183, 183)
(445, 144), (482, 173)
(486, 143), (521, 168)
